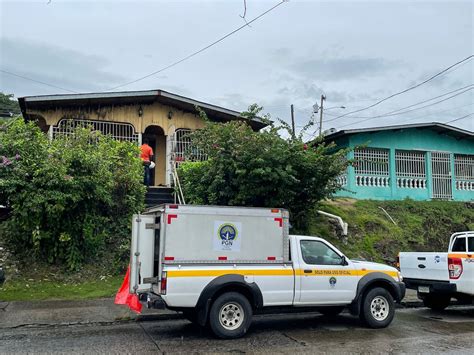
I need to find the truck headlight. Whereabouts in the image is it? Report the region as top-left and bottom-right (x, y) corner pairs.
(397, 271), (403, 282)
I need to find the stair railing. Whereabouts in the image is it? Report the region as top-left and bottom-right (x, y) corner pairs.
(171, 163), (186, 205)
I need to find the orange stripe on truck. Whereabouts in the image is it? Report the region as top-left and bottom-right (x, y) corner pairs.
(448, 253), (474, 259)
(167, 269), (398, 278)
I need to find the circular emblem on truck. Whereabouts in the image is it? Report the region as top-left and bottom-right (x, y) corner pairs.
(329, 277), (337, 287)
(218, 223), (238, 241)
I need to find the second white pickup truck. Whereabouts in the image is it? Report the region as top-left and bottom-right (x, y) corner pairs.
(399, 231), (474, 310)
(121, 204), (405, 338)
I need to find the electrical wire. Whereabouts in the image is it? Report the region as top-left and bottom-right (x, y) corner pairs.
(336, 87), (473, 129)
(0, 69), (79, 93)
(327, 55), (474, 122)
(444, 113), (473, 124)
(106, 0), (287, 91)
(324, 84), (473, 122)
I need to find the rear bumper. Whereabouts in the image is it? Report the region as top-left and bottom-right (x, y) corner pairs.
(139, 292), (167, 309)
(403, 278), (457, 294)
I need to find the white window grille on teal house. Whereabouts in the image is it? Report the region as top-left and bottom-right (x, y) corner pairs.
(454, 154), (474, 191)
(353, 148), (390, 187)
(395, 150), (427, 189)
(51, 119), (140, 143)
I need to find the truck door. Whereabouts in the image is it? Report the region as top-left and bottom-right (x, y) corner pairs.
(130, 214), (156, 294)
(295, 239), (357, 305)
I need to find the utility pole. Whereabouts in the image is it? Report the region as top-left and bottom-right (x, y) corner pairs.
(290, 104), (295, 138)
(319, 94), (326, 136)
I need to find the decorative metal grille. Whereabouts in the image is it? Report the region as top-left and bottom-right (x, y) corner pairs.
(170, 128), (207, 168)
(454, 154), (474, 191)
(431, 152), (452, 199)
(354, 148), (390, 187)
(52, 119), (139, 143)
(395, 150), (427, 189)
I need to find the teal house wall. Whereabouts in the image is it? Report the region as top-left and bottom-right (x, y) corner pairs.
(325, 123), (474, 201)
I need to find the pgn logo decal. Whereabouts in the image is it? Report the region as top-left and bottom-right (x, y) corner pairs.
(213, 221), (242, 252)
(329, 277), (337, 287)
(434, 255), (441, 263)
(219, 223), (237, 242)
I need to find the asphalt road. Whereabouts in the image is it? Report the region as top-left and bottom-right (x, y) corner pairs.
(1, 307), (473, 354)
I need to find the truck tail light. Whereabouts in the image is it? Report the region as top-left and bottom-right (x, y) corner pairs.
(448, 257), (463, 279)
(160, 271), (167, 295)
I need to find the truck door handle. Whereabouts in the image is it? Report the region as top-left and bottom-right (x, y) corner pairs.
(417, 257), (426, 261)
(418, 264), (426, 269)
(303, 269), (312, 274)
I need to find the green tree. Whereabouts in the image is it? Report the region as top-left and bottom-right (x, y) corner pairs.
(0, 119), (145, 270)
(178, 105), (349, 228)
(0, 92), (21, 117)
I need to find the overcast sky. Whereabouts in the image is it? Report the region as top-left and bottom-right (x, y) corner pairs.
(1, 0), (472, 136)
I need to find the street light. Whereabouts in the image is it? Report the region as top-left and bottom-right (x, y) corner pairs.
(315, 96), (346, 136)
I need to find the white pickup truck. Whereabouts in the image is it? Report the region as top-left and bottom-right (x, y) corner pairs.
(121, 204), (405, 338)
(399, 231), (474, 310)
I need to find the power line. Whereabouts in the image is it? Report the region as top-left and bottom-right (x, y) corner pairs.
(328, 54), (474, 122)
(0, 69), (79, 93)
(324, 84), (473, 122)
(444, 113), (473, 124)
(336, 87), (473, 129)
(106, 0), (287, 91)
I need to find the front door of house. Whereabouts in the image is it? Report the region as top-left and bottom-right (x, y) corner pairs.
(431, 152), (452, 200)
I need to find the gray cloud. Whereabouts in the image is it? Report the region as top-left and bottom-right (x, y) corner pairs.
(291, 57), (394, 81)
(0, 38), (125, 94)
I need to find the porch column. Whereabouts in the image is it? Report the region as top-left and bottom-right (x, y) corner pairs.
(389, 148), (396, 198)
(426, 151), (433, 199)
(346, 150), (355, 193)
(450, 153), (456, 200)
(47, 125), (54, 141)
(165, 134), (172, 186)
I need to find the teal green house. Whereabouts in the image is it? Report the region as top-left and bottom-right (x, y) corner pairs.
(324, 123), (474, 201)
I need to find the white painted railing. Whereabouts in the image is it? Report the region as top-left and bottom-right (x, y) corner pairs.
(355, 175), (390, 187)
(397, 178), (427, 189)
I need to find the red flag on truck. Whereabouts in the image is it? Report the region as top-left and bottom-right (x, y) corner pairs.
(114, 265), (142, 313)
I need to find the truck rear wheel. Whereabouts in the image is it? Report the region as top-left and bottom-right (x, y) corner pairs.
(209, 292), (253, 339)
(422, 294), (451, 311)
(360, 287), (395, 328)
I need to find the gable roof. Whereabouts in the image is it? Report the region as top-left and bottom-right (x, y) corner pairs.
(323, 122), (473, 142)
(18, 89), (268, 131)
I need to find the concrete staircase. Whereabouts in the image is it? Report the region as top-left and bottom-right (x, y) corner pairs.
(145, 187), (175, 208)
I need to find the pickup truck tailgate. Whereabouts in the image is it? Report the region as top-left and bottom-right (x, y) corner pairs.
(399, 252), (449, 281)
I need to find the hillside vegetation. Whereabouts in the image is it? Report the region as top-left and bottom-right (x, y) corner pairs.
(305, 199), (474, 265)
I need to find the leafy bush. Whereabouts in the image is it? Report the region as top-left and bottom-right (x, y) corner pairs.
(0, 119), (145, 270)
(178, 106), (349, 228)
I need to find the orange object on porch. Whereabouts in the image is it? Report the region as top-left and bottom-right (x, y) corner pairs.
(114, 265), (142, 313)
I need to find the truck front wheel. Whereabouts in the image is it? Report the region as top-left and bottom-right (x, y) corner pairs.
(422, 294), (451, 311)
(360, 287), (395, 328)
(209, 292), (253, 339)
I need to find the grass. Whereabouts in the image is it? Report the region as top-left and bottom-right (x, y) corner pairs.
(304, 198), (474, 265)
(0, 275), (124, 302)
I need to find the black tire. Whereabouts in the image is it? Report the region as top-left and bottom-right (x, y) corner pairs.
(360, 287), (395, 328)
(209, 292), (253, 339)
(319, 306), (345, 317)
(423, 294), (451, 311)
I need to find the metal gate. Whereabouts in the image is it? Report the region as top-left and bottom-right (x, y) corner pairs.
(431, 152), (452, 199)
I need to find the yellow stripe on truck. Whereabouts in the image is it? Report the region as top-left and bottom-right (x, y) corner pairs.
(167, 269), (398, 278)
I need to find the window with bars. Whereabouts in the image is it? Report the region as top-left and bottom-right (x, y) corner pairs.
(353, 148), (390, 187)
(170, 128), (207, 167)
(454, 154), (474, 191)
(52, 119), (139, 143)
(395, 150), (427, 189)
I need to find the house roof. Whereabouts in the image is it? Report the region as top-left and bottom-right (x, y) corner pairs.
(322, 122), (474, 142)
(18, 89), (268, 131)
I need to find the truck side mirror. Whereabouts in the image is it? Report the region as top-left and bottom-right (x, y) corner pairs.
(341, 255), (349, 266)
